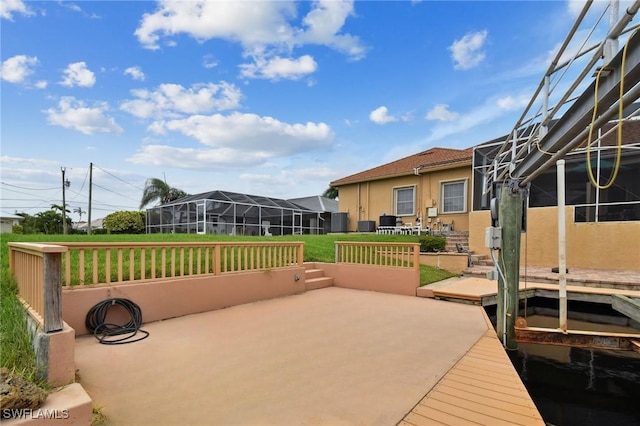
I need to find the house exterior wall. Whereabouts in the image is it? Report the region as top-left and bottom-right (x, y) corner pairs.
(1, 218), (21, 233)
(336, 165), (472, 232)
(469, 207), (640, 271)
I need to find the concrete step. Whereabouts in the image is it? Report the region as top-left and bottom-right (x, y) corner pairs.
(305, 268), (325, 280)
(306, 276), (334, 291)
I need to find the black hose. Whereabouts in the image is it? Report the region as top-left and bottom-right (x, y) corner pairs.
(85, 298), (149, 345)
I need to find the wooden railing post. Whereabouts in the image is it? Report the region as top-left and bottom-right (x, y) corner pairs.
(297, 242), (304, 266)
(214, 244), (221, 275)
(43, 252), (63, 333)
(413, 243), (420, 270)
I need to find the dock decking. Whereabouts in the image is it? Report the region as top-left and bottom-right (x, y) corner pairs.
(418, 276), (640, 307)
(401, 328), (544, 426)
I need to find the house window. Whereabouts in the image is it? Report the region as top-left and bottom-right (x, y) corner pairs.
(441, 180), (466, 213)
(394, 186), (415, 216)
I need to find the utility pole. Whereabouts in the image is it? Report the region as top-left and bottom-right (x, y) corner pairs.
(88, 162), (93, 235)
(61, 167), (70, 234)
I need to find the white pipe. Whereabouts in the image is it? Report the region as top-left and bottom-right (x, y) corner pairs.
(557, 160), (568, 333)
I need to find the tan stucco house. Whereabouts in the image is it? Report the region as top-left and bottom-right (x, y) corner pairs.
(331, 118), (639, 272)
(330, 147), (474, 233)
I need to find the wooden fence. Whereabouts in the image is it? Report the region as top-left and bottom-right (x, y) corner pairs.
(55, 242), (305, 286)
(8, 241), (305, 331)
(8, 243), (66, 333)
(335, 242), (420, 270)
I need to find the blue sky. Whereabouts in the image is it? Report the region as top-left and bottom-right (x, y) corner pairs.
(0, 0), (613, 219)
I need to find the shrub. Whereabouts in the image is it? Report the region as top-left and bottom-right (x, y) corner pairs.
(419, 235), (446, 252)
(103, 211), (146, 234)
(11, 225), (23, 234)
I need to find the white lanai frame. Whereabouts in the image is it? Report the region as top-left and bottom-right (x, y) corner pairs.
(145, 190), (324, 236)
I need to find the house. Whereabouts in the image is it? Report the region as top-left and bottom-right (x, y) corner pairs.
(0, 212), (24, 233)
(145, 190), (332, 235)
(74, 218), (105, 232)
(330, 147), (473, 233)
(330, 118), (639, 271)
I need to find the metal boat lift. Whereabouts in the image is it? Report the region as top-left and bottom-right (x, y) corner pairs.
(483, 0), (640, 350)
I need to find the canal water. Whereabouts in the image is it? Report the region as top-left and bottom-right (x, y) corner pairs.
(505, 314), (640, 426)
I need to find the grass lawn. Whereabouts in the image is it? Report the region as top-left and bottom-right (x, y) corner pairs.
(0, 233), (458, 384)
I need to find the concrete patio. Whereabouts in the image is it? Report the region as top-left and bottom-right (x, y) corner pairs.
(75, 287), (490, 425)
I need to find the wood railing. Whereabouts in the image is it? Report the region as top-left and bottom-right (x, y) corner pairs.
(335, 242), (420, 270)
(54, 242), (305, 286)
(8, 243), (66, 333)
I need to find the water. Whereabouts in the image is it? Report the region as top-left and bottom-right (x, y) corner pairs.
(507, 315), (640, 426)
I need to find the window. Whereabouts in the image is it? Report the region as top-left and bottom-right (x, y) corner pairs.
(394, 186), (415, 216)
(441, 180), (466, 213)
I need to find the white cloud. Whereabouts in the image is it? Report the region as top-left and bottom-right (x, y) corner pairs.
(134, 0), (366, 67)
(240, 166), (337, 187)
(120, 82), (242, 119)
(496, 95), (529, 111)
(240, 55), (317, 80)
(124, 66), (145, 81)
(449, 30), (488, 70)
(44, 96), (123, 135)
(425, 104), (459, 122)
(34, 80), (48, 89)
(60, 62), (96, 87)
(369, 106), (397, 125)
(128, 145), (270, 169)
(567, 0), (587, 16)
(135, 1), (296, 49)
(203, 55), (218, 69)
(295, 0), (366, 60)
(149, 112), (334, 157)
(1, 0), (33, 20)
(424, 95), (527, 144)
(0, 55), (38, 83)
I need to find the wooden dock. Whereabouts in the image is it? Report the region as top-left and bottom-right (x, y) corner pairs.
(418, 276), (640, 307)
(401, 320), (545, 426)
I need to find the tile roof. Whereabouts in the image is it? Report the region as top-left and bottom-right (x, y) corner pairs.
(330, 147), (473, 186)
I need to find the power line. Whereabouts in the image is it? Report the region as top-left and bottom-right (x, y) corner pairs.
(67, 167), (89, 201)
(1, 181), (60, 191)
(92, 183), (140, 203)
(93, 164), (144, 191)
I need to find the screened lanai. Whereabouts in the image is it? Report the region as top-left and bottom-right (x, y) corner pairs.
(146, 190), (326, 235)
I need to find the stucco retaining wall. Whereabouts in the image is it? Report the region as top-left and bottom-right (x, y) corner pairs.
(63, 267), (306, 335)
(315, 263), (418, 296)
(418, 252), (468, 274)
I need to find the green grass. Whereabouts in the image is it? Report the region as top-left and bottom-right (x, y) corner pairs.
(0, 267), (46, 387)
(0, 232), (458, 384)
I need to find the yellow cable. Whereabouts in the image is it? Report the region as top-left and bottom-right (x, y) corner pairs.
(585, 29), (636, 189)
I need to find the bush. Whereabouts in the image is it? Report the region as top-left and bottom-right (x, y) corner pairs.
(103, 211), (146, 234)
(419, 235), (446, 252)
(11, 225), (23, 234)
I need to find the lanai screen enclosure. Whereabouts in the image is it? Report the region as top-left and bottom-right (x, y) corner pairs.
(146, 190), (325, 235)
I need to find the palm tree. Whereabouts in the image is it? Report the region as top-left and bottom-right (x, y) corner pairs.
(74, 207), (86, 221)
(140, 178), (188, 209)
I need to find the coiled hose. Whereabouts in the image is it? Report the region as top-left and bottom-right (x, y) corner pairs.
(85, 298), (149, 345)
